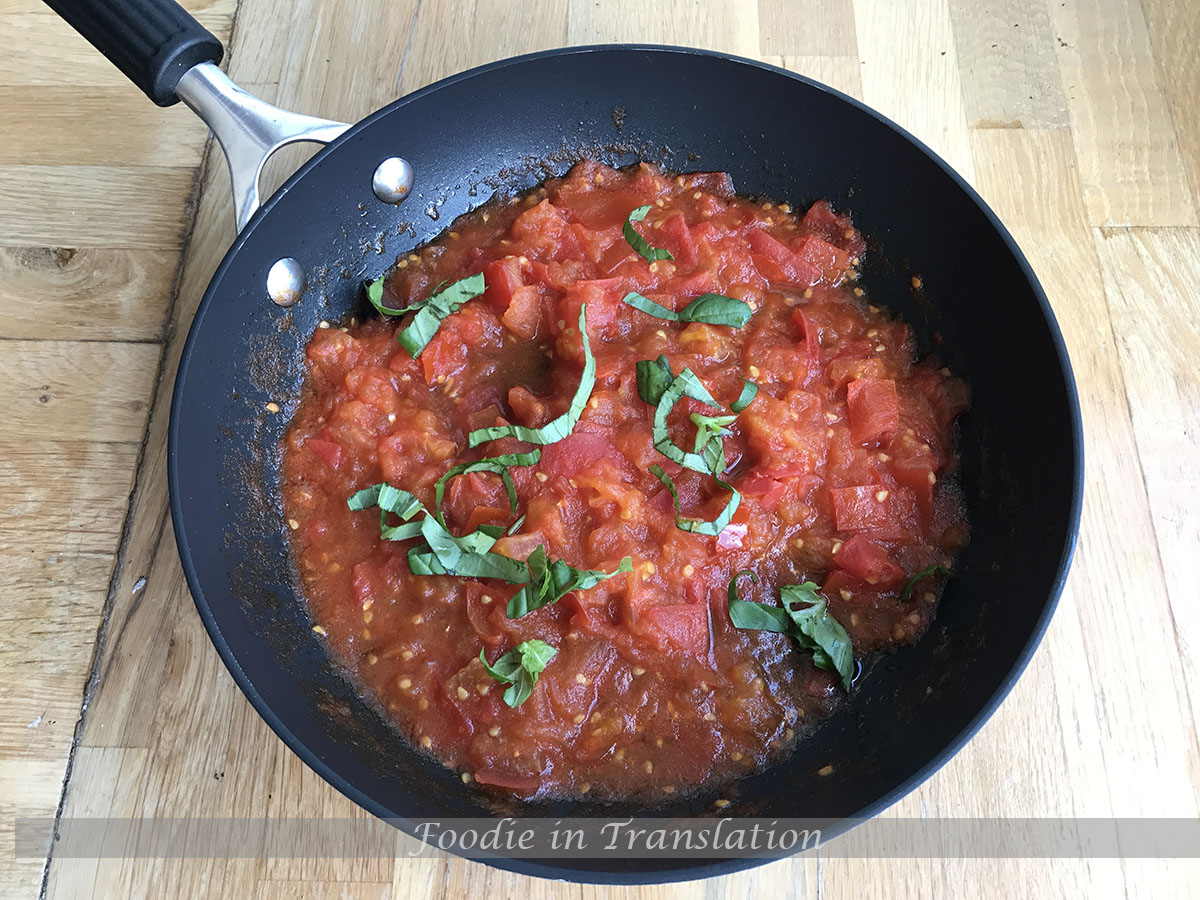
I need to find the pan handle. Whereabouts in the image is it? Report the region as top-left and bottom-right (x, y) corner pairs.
(175, 63), (352, 232)
(44, 0), (400, 233)
(44, 0), (223, 106)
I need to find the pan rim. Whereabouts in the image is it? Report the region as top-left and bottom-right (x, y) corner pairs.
(168, 42), (1084, 884)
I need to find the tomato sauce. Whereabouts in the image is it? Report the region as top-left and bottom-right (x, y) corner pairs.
(281, 160), (969, 800)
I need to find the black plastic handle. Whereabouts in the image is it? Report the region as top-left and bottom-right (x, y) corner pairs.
(44, 0), (224, 107)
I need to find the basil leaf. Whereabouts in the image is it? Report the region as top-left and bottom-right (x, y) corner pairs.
(433, 450), (541, 528)
(727, 577), (856, 692)
(621, 291), (752, 328)
(480, 639), (558, 708)
(366, 275), (425, 317)
(413, 516), (531, 583)
(506, 547), (633, 618)
(682, 293), (754, 327)
(636, 355), (675, 406)
(652, 367), (721, 475)
(780, 583), (855, 691)
(623, 206), (674, 263)
(650, 464), (742, 537)
(899, 564), (950, 603)
(726, 570), (794, 632)
(690, 411), (737, 476)
(468, 304), (596, 448)
(347, 483), (426, 541)
(731, 379), (759, 413)
(397, 272), (487, 358)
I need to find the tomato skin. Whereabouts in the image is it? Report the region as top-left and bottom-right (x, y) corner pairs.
(643, 604), (710, 654)
(847, 377), (900, 445)
(305, 437), (343, 470)
(793, 234), (852, 283)
(835, 534), (904, 587)
(748, 229), (822, 285)
(482, 257), (524, 310)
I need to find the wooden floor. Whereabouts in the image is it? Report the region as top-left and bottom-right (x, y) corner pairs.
(2, 0), (1198, 896)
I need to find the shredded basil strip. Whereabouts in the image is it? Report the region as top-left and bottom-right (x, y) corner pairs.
(468, 304), (595, 448)
(397, 272), (486, 358)
(650, 464), (741, 537)
(479, 639), (558, 708)
(728, 570), (791, 631)
(366, 275), (425, 317)
(731, 379), (759, 413)
(635, 355), (675, 406)
(621, 291), (753, 328)
(432, 450), (541, 528)
(506, 546), (632, 619)
(346, 483), (426, 541)
(408, 516), (530, 583)
(622, 206), (674, 262)
(727, 578), (855, 691)
(899, 564), (950, 603)
(652, 367), (722, 475)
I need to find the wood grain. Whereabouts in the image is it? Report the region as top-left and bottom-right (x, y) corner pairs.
(852, 0), (975, 180)
(1049, 0), (1198, 226)
(0, 247), (175, 342)
(2, 0), (1198, 898)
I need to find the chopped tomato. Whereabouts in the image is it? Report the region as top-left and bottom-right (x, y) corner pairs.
(847, 377), (900, 445)
(835, 534), (904, 586)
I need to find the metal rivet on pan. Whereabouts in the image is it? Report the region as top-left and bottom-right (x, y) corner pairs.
(372, 157), (415, 204)
(267, 257), (305, 307)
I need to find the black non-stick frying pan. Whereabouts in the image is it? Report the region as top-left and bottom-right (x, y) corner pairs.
(47, 0), (1083, 884)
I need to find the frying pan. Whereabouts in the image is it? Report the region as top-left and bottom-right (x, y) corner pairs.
(47, 0), (1083, 884)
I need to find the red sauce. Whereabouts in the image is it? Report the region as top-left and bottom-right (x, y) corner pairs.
(281, 160), (969, 800)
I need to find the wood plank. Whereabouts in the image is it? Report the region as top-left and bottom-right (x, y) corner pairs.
(966, 128), (1199, 898)
(757, 0), (857, 56)
(566, 0), (760, 57)
(1141, 0), (1200, 215)
(1091, 225), (1200, 758)
(948, 0), (1069, 128)
(399, 0), (567, 95)
(851, 0), (975, 181)
(1049, 0), (1197, 226)
(0, 165), (200, 250)
(0, 340), (159, 441)
(0, 8), (234, 88)
(0, 87), (211, 168)
(0, 247), (174, 342)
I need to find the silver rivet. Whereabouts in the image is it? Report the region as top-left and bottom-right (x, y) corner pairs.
(267, 257), (305, 307)
(372, 157), (415, 204)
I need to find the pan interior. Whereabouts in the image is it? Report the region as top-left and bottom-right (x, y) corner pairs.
(169, 46), (1079, 882)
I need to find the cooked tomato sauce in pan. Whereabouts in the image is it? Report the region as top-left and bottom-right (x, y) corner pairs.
(281, 160), (969, 800)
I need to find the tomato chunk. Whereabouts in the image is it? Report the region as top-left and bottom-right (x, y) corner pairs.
(847, 377), (900, 445)
(835, 534), (904, 587)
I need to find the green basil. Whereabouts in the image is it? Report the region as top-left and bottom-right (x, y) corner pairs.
(635, 355), (675, 406)
(506, 546), (632, 618)
(407, 516), (530, 584)
(652, 367), (722, 475)
(731, 379), (759, 413)
(433, 450), (541, 528)
(346, 483), (425, 541)
(650, 464), (741, 536)
(623, 206), (674, 262)
(366, 275), (425, 317)
(397, 272), (487, 358)
(727, 578), (856, 691)
(468, 304), (595, 448)
(621, 291), (752, 328)
(479, 639), (558, 708)
(899, 564), (950, 603)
